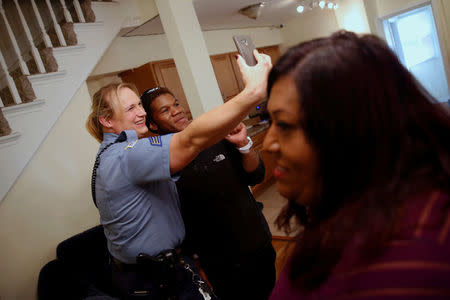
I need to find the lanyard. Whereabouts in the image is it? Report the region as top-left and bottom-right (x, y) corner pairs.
(91, 132), (126, 207)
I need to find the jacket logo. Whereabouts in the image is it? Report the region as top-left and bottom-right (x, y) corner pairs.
(213, 154), (225, 162)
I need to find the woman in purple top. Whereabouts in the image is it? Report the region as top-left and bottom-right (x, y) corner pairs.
(263, 31), (450, 299)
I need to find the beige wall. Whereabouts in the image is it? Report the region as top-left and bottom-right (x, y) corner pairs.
(121, 0), (158, 28)
(375, 0), (428, 17)
(334, 0), (371, 34)
(91, 27), (283, 76)
(2, 1), (448, 299)
(87, 74), (123, 98)
(0, 82), (100, 299)
(434, 0), (450, 71)
(279, 0), (374, 53)
(280, 9), (339, 52)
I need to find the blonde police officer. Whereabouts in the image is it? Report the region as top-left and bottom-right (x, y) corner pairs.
(86, 51), (272, 299)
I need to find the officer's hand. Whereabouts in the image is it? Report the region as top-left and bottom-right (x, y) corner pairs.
(225, 123), (248, 148)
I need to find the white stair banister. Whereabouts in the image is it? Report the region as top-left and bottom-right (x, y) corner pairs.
(0, 49), (22, 105)
(73, 0), (85, 23)
(31, 0), (52, 48)
(60, 0), (73, 23)
(0, 0), (30, 76)
(45, 0), (67, 47)
(13, 0), (46, 74)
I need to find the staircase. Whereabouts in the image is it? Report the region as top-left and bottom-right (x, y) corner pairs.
(0, 0), (131, 201)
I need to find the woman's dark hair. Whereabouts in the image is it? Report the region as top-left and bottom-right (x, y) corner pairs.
(140, 86), (174, 131)
(269, 31), (450, 290)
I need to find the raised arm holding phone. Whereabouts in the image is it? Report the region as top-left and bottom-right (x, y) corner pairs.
(141, 65), (276, 300)
(86, 50), (271, 300)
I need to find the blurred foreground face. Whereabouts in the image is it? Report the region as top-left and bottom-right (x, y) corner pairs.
(263, 76), (319, 205)
(149, 93), (190, 133)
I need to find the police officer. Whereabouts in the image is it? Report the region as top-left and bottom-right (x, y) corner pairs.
(85, 51), (272, 299)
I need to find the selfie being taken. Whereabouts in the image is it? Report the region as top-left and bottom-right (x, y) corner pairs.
(0, 1), (449, 300)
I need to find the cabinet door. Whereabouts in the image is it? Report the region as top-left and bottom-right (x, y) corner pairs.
(119, 63), (157, 95)
(230, 46), (281, 93)
(230, 52), (245, 91)
(260, 46), (281, 64)
(152, 60), (192, 120)
(210, 54), (241, 102)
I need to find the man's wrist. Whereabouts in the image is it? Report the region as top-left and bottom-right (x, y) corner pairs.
(237, 136), (253, 153)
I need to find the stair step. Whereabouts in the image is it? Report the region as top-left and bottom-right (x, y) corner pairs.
(3, 100), (45, 118)
(0, 131), (21, 148)
(53, 44), (86, 56)
(92, 1), (120, 7)
(28, 71), (67, 86)
(74, 22), (104, 32)
(53, 45), (87, 70)
(1, 0), (129, 203)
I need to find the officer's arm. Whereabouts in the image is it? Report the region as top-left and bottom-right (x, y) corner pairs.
(168, 51), (272, 174)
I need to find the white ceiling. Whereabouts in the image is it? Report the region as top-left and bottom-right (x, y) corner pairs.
(122, 0), (307, 37)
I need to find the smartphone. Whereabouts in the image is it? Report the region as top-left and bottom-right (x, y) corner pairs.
(233, 35), (257, 66)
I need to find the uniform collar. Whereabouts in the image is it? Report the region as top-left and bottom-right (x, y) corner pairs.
(102, 130), (138, 144)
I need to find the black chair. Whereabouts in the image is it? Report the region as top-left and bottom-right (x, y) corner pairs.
(37, 225), (117, 300)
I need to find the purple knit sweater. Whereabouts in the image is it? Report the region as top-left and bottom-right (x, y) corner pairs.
(270, 191), (450, 300)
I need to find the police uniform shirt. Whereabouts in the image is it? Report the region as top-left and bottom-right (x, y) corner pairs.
(95, 130), (184, 264)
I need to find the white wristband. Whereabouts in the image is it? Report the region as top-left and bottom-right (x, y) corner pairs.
(237, 136), (253, 154)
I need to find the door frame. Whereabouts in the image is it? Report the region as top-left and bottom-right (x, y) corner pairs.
(375, 0), (450, 98)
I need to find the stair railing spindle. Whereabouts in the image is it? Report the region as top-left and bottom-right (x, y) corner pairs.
(31, 0), (52, 48)
(45, 0), (67, 46)
(0, 0), (30, 76)
(13, 0), (46, 74)
(60, 0), (73, 23)
(0, 49), (22, 105)
(73, 0), (85, 23)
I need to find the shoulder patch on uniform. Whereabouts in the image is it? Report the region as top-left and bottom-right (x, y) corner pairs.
(124, 139), (138, 150)
(148, 136), (162, 147)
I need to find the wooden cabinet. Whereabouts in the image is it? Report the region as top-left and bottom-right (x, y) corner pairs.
(119, 59), (192, 120)
(118, 45), (280, 120)
(251, 129), (276, 197)
(230, 51), (245, 91)
(229, 45), (281, 93)
(152, 60), (192, 120)
(119, 63), (157, 95)
(210, 53), (241, 102)
(260, 45), (281, 64)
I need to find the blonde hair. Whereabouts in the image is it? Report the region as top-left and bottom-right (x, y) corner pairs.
(86, 82), (140, 142)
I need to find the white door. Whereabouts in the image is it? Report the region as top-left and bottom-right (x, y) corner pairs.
(382, 5), (450, 103)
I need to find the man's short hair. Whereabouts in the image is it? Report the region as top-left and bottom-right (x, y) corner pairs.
(140, 87), (174, 130)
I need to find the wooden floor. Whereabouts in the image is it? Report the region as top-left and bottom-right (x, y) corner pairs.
(272, 235), (296, 279)
(257, 184), (289, 236)
(255, 183), (298, 278)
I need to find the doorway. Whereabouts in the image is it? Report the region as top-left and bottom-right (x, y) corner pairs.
(382, 4), (450, 103)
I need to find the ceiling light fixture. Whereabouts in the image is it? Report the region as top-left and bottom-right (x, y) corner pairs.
(238, 2), (267, 20)
(296, 0), (339, 14)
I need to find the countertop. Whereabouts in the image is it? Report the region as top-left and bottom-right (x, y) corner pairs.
(246, 120), (270, 137)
